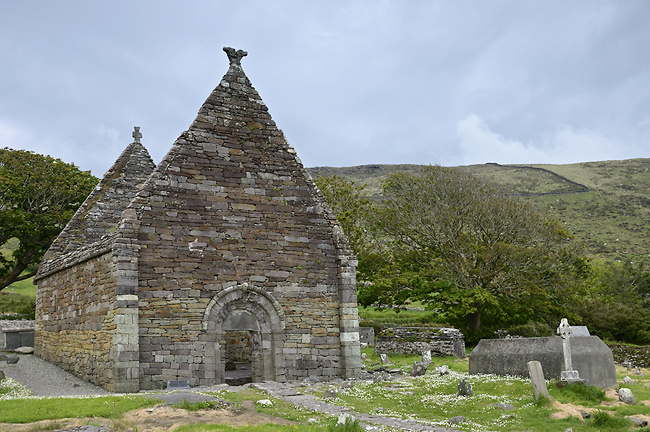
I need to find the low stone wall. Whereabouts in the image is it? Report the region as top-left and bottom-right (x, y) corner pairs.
(374, 327), (465, 358)
(359, 326), (374, 346)
(606, 342), (650, 368)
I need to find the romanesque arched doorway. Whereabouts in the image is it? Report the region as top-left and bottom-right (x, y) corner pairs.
(202, 283), (286, 384)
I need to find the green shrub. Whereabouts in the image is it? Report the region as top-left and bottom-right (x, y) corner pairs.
(591, 410), (631, 429)
(506, 321), (554, 338)
(554, 381), (605, 405)
(327, 415), (364, 432)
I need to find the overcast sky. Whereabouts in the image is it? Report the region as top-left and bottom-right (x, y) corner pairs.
(2, 1), (649, 177)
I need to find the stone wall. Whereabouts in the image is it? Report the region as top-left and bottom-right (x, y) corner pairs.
(375, 327), (466, 358)
(224, 331), (252, 362)
(34, 252), (118, 389)
(606, 342), (650, 368)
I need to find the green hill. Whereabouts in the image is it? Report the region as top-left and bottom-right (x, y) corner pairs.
(308, 158), (650, 262)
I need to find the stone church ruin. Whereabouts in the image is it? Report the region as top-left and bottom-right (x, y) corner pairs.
(34, 47), (362, 392)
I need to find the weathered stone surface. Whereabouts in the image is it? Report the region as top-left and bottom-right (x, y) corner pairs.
(6, 355), (19, 364)
(527, 360), (549, 401)
(435, 365), (450, 376)
(358, 326), (374, 345)
(14, 347), (34, 354)
(0, 370), (4, 380)
(34, 47), (362, 392)
(457, 379), (473, 396)
(449, 416), (466, 425)
(628, 416), (648, 427)
(469, 336), (617, 389)
(411, 361), (428, 377)
(619, 387), (635, 404)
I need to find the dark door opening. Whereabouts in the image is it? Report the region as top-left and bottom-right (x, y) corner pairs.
(224, 330), (253, 386)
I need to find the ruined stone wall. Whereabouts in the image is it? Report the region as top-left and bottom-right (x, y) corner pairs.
(35, 252), (118, 389)
(375, 327), (466, 358)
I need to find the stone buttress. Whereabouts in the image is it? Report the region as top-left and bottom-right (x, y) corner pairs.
(34, 141), (155, 392)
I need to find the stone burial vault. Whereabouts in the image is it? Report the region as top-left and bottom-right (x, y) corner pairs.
(33, 47), (362, 392)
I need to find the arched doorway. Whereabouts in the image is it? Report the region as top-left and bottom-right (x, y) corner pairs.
(223, 310), (258, 385)
(202, 283), (286, 384)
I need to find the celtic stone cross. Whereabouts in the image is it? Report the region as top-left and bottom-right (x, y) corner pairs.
(557, 318), (582, 383)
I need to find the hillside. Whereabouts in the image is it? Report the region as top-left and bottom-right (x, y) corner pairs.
(308, 158), (650, 262)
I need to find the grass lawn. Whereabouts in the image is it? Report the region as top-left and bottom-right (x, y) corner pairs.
(3, 276), (36, 298)
(2, 348), (650, 431)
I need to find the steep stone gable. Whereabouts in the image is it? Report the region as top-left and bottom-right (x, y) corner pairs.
(36, 141), (155, 280)
(118, 48), (360, 388)
(123, 51), (352, 289)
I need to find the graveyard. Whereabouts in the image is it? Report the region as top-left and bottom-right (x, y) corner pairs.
(0, 39), (649, 432)
(3, 346), (650, 431)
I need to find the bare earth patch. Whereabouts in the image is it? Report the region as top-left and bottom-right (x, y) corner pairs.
(549, 400), (596, 420)
(0, 401), (296, 432)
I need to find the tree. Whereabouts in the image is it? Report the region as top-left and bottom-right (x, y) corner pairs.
(572, 258), (650, 344)
(379, 166), (586, 335)
(0, 148), (98, 290)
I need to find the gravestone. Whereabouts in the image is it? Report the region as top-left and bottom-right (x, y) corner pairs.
(457, 379), (473, 396)
(527, 360), (549, 401)
(411, 361), (428, 377)
(422, 350), (432, 365)
(380, 354), (390, 365)
(167, 380), (190, 390)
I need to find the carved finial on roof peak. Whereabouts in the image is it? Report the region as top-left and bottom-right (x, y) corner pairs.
(223, 47), (248, 71)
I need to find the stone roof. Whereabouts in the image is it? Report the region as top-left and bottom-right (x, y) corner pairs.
(36, 140), (155, 280)
(119, 47), (351, 252)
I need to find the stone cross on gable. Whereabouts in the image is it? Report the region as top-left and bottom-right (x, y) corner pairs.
(132, 127), (142, 143)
